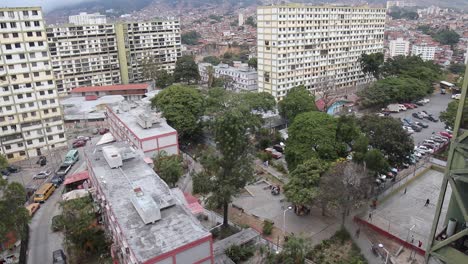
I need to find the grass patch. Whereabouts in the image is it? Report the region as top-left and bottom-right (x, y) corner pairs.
(307, 228), (368, 264)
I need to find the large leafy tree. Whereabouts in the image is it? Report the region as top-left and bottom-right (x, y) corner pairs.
(359, 115), (414, 166)
(336, 115), (361, 146)
(381, 55), (442, 86)
(448, 63), (466, 75)
(433, 29), (460, 46)
(0, 179), (30, 245)
(285, 111), (338, 171)
(58, 196), (109, 255)
(278, 85), (317, 124)
(247, 57), (257, 70)
(364, 149), (389, 176)
(358, 76), (429, 108)
(284, 158), (329, 206)
(151, 85), (204, 139)
(202, 56), (221, 65)
(277, 236), (310, 264)
(181, 30), (201, 45)
(153, 151), (183, 187)
(440, 98), (468, 128)
(359, 52), (384, 79)
(155, 69), (174, 88)
(174, 55), (200, 84)
(317, 161), (371, 226)
(193, 91), (273, 227)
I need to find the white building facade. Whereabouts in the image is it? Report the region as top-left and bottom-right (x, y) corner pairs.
(68, 12), (107, 25)
(411, 44), (436, 61)
(257, 5), (386, 100)
(388, 38), (410, 58)
(198, 62), (258, 92)
(0, 7), (67, 161)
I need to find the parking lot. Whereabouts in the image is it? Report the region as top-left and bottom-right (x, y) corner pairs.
(389, 92), (453, 145)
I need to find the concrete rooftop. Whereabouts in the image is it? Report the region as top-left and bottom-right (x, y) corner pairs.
(109, 102), (176, 140)
(87, 142), (209, 262)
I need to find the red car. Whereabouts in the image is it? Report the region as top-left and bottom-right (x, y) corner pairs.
(99, 128), (109, 135)
(439, 131), (452, 139)
(72, 140), (86, 148)
(403, 103), (416, 109)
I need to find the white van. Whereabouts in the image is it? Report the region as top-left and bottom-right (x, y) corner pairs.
(398, 104), (407, 111)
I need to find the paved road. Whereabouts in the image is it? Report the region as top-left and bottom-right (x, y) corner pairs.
(27, 157), (86, 264)
(389, 92), (453, 145)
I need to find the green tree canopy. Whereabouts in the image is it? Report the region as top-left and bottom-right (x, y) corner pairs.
(181, 30), (201, 45)
(285, 111), (338, 171)
(247, 57), (257, 70)
(381, 55), (442, 84)
(174, 55), (200, 84)
(278, 85), (318, 123)
(358, 76), (430, 108)
(277, 236), (310, 264)
(364, 149), (389, 175)
(433, 29), (460, 46)
(440, 98), (468, 128)
(448, 64), (466, 75)
(0, 180), (29, 244)
(202, 56), (221, 65)
(359, 115), (414, 166)
(241, 92), (276, 112)
(388, 7), (418, 20)
(153, 151), (183, 187)
(336, 115), (361, 146)
(0, 154), (7, 169)
(284, 157), (330, 206)
(155, 69), (174, 88)
(245, 16), (256, 27)
(359, 52), (384, 79)
(151, 84), (204, 139)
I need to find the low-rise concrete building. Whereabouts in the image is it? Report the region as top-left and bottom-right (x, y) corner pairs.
(86, 142), (213, 264)
(106, 102), (178, 157)
(70, 83), (153, 101)
(412, 43), (436, 61)
(198, 62), (257, 92)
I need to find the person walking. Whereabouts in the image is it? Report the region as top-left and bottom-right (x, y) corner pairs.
(369, 212), (372, 220)
(355, 228), (361, 238)
(425, 199), (430, 207)
(404, 188), (407, 195)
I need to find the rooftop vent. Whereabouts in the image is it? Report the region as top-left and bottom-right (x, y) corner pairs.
(120, 146), (136, 161)
(131, 187), (161, 224)
(102, 145), (122, 168)
(136, 112), (162, 129)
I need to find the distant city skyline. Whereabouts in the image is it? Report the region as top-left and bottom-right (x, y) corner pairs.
(1, 0), (94, 11)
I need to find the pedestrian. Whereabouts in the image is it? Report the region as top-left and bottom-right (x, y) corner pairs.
(418, 240), (422, 248)
(404, 188), (407, 195)
(356, 228), (361, 238)
(425, 199), (430, 207)
(411, 235), (414, 244)
(369, 212), (372, 220)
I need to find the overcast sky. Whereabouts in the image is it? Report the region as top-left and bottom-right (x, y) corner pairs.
(1, 0), (95, 11)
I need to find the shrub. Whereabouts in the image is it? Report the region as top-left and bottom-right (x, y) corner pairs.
(335, 228), (351, 244)
(272, 162), (287, 174)
(262, 220), (274, 235)
(258, 151), (272, 162)
(225, 244), (255, 263)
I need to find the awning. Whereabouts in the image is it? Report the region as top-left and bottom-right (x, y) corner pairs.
(64, 171), (89, 185)
(184, 193), (204, 215)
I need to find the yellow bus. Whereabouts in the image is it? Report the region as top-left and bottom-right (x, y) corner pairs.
(34, 183), (56, 203)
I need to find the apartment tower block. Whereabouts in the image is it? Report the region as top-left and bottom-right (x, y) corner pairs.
(47, 20), (181, 94)
(0, 7), (67, 161)
(257, 4), (386, 100)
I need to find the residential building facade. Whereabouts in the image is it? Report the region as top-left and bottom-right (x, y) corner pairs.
(256, 4), (386, 100)
(198, 62), (258, 92)
(411, 43), (436, 61)
(0, 7), (67, 161)
(70, 83), (153, 101)
(86, 142), (213, 264)
(47, 19), (181, 94)
(388, 38), (410, 58)
(68, 12), (107, 25)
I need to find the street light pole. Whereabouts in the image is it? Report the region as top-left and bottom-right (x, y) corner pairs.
(406, 224), (416, 242)
(378, 243), (390, 264)
(283, 206), (293, 239)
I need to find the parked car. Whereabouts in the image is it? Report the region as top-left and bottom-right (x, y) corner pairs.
(417, 145), (433, 154)
(426, 115), (439, 122)
(7, 165), (20, 173)
(33, 170), (52, 180)
(414, 121), (428, 128)
(76, 135), (91, 141)
(265, 148), (282, 159)
(25, 203), (40, 216)
(50, 174), (64, 187)
(412, 112), (424, 119)
(37, 156), (47, 166)
(273, 144), (284, 153)
(439, 131), (452, 138)
(403, 117), (413, 125)
(452, 93), (461, 100)
(99, 128), (109, 135)
(52, 249), (67, 264)
(403, 103), (416, 109)
(403, 126), (414, 134)
(72, 140), (86, 148)
(410, 124), (421, 132)
(422, 143), (437, 151)
(423, 139), (439, 147)
(431, 136), (448, 143)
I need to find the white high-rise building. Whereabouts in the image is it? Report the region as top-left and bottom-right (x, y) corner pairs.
(388, 38), (410, 58)
(0, 7), (67, 161)
(239, 13), (244, 26)
(257, 5), (386, 100)
(69, 12), (107, 25)
(411, 44), (436, 61)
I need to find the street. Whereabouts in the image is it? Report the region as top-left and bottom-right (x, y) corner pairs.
(389, 92), (453, 145)
(27, 155), (86, 264)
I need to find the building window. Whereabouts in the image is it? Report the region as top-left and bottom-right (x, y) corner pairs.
(0, 23), (6, 29)
(5, 44), (12, 50)
(2, 33), (8, 38)
(34, 21), (40, 27)
(27, 32), (33, 37)
(4, 145), (11, 150)
(36, 32), (41, 37)
(24, 73), (29, 78)
(27, 140), (32, 145)
(7, 154), (13, 159)
(15, 43), (20, 48)
(23, 11), (29, 16)
(29, 42), (35, 47)
(19, 151), (25, 156)
(10, 22), (16, 28)
(32, 10), (38, 16)
(12, 33), (18, 38)
(48, 136), (53, 140)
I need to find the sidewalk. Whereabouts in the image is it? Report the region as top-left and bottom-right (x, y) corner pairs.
(344, 217), (384, 264)
(254, 159), (289, 183)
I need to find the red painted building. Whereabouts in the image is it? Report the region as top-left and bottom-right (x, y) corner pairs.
(71, 83), (153, 101)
